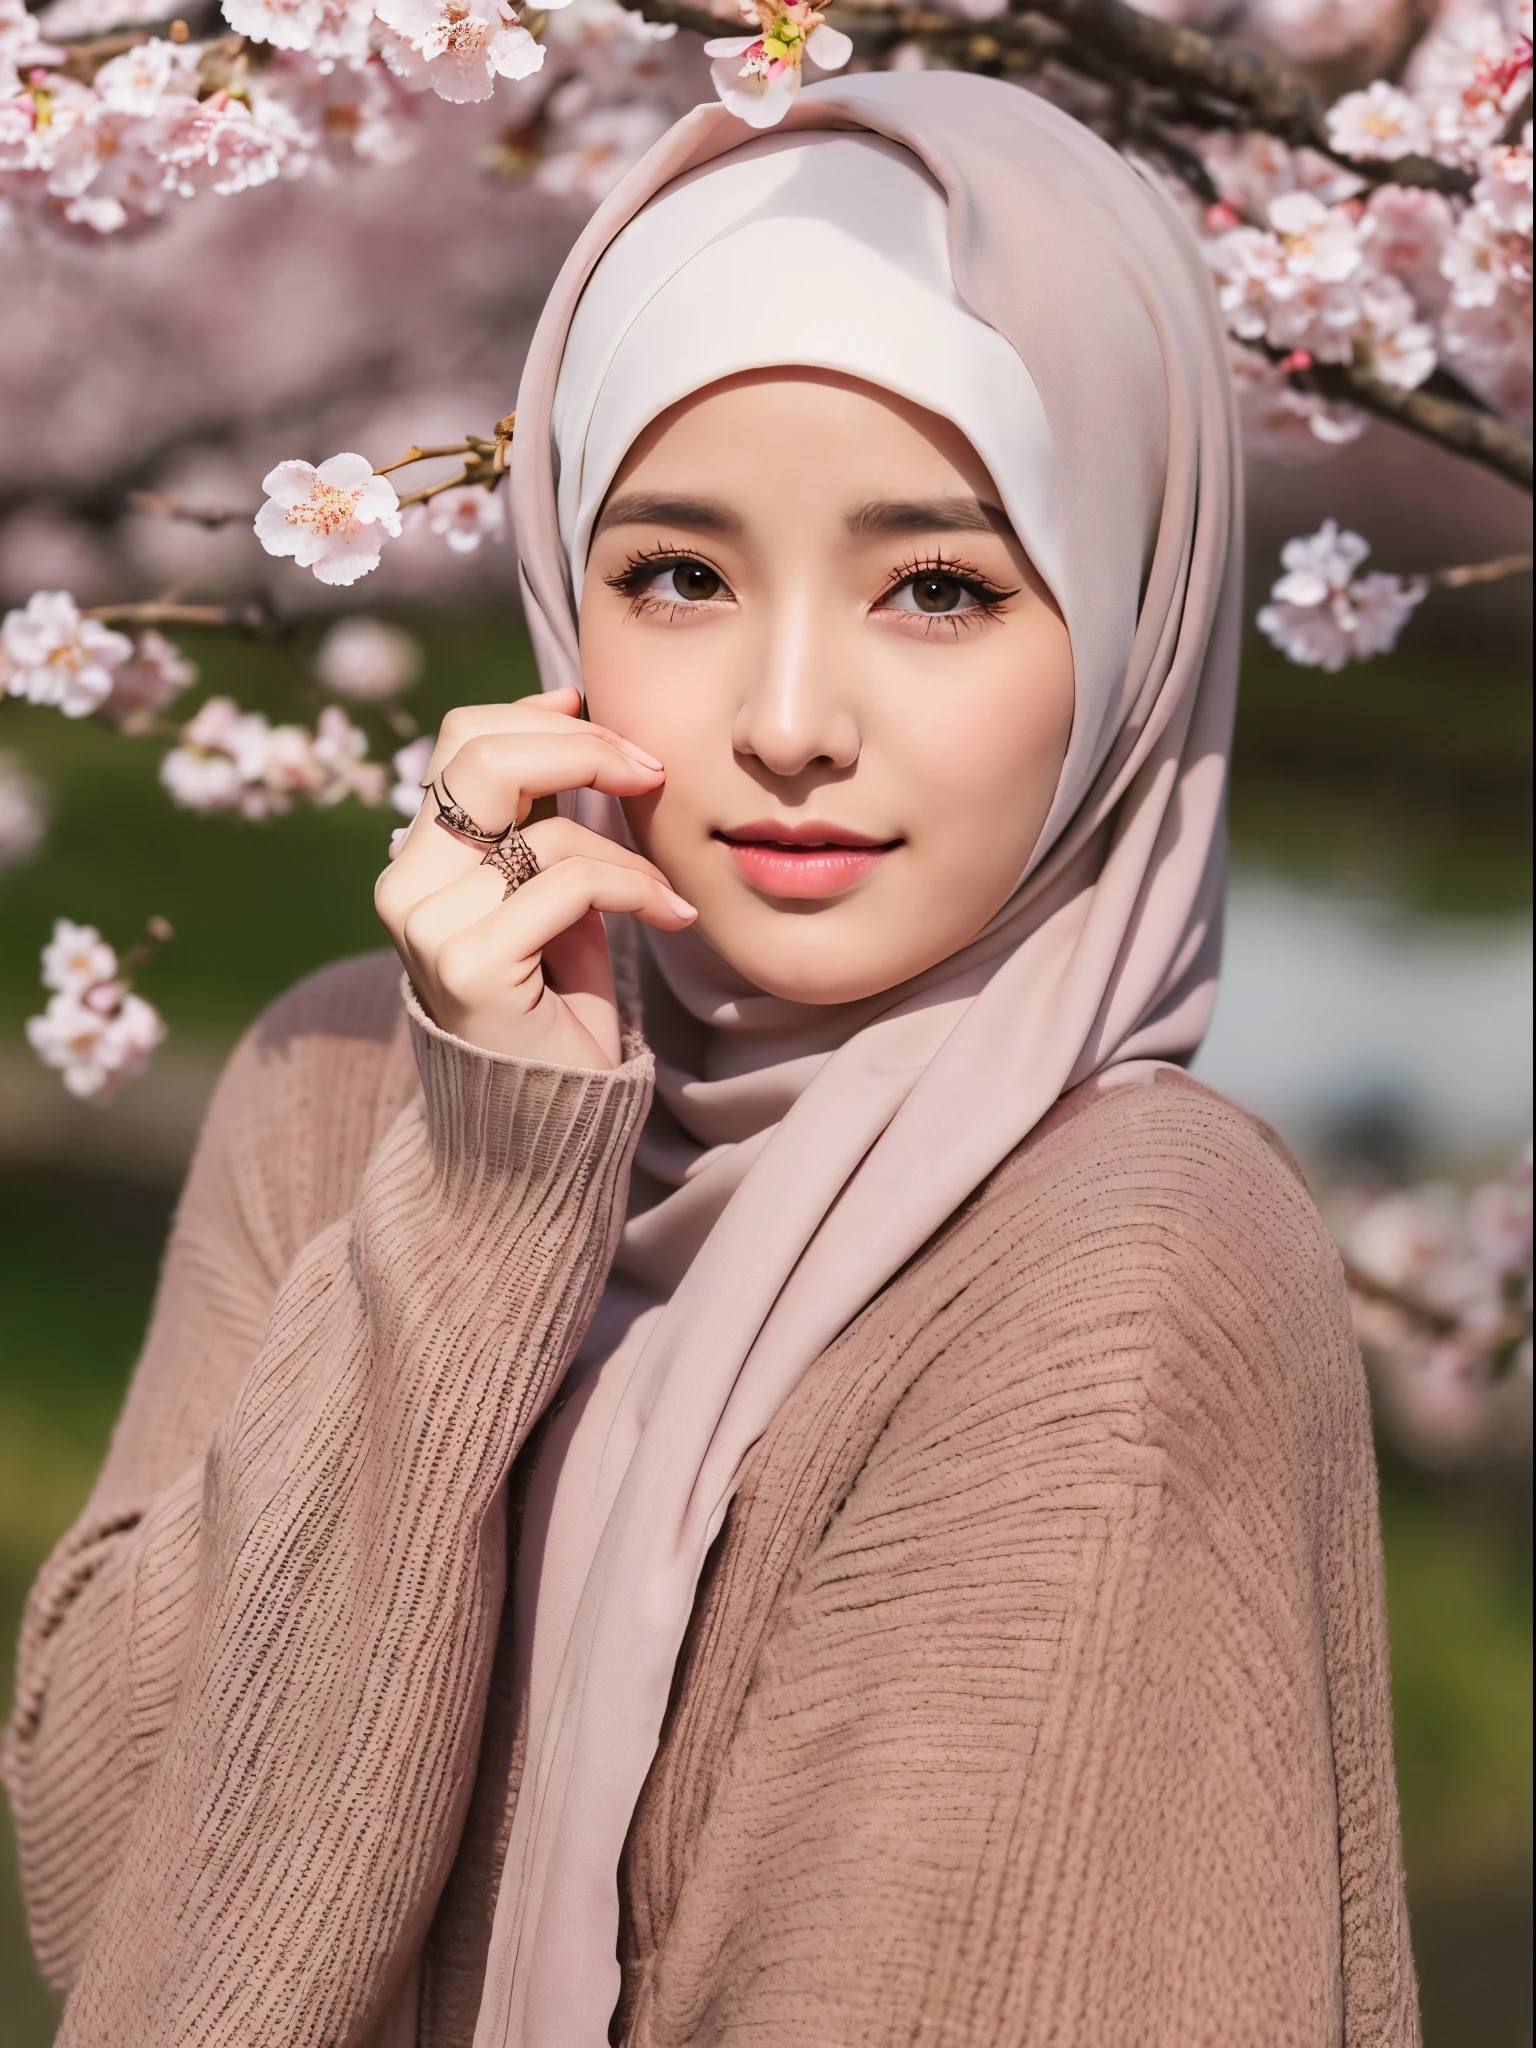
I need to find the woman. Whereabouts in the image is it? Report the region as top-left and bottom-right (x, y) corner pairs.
(5, 71), (1417, 2048)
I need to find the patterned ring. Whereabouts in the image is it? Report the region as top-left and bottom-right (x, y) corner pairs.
(482, 824), (541, 899)
(430, 774), (508, 848)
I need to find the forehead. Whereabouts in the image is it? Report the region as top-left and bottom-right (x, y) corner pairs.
(609, 368), (999, 504)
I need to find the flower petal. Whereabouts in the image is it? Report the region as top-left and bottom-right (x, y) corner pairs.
(315, 451), (376, 491)
(260, 459), (318, 507)
(703, 34), (755, 53)
(806, 22), (850, 67)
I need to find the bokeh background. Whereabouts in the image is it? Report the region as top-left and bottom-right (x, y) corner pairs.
(1, 123), (1532, 2048)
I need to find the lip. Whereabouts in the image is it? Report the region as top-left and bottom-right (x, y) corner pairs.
(715, 819), (900, 900)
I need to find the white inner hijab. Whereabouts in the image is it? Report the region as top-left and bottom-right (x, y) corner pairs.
(477, 134), (1069, 2048)
(552, 130), (1063, 610)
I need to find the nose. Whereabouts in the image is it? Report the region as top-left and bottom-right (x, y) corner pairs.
(731, 584), (860, 778)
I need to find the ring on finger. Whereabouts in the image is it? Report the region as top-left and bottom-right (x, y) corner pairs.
(431, 772), (509, 848)
(482, 824), (541, 899)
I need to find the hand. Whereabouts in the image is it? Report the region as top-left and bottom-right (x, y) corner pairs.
(375, 687), (695, 1071)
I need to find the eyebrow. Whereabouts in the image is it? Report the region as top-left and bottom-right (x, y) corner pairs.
(592, 493), (743, 538)
(846, 496), (1012, 538)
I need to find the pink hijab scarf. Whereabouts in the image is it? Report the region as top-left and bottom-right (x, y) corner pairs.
(474, 71), (1241, 2048)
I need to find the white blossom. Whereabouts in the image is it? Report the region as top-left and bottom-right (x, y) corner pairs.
(0, 750), (47, 871)
(421, 484), (505, 554)
(376, 0), (560, 104)
(1, 589), (132, 716)
(98, 628), (199, 730)
(254, 452), (403, 585)
(26, 915), (169, 1100)
(1257, 519), (1428, 670)
(40, 915), (117, 995)
(315, 615), (423, 700)
(391, 733), (433, 817)
(1325, 81), (1430, 163)
(706, 0), (851, 129)
(159, 693), (389, 816)
(312, 702), (388, 803)
(26, 986), (166, 1098)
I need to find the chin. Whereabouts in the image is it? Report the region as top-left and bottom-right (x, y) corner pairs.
(702, 919), (913, 1008)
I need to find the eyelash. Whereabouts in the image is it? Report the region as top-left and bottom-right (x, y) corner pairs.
(604, 545), (728, 620)
(603, 545), (1018, 631)
(872, 552), (1018, 634)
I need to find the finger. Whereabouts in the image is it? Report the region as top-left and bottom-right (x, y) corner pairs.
(435, 729), (663, 840)
(431, 861), (695, 1015)
(521, 815), (671, 884)
(427, 691), (659, 783)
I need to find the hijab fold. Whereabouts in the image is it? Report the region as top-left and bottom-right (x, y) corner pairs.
(473, 71), (1241, 2048)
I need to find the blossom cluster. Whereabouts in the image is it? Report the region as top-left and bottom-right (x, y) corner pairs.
(1257, 520), (1429, 669)
(252, 449), (504, 582)
(160, 695), (387, 816)
(25, 916), (169, 1099)
(1202, 5), (1532, 443)
(2, 589), (197, 724)
(1338, 1145), (1533, 1459)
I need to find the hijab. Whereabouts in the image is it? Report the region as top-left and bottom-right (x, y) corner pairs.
(474, 69), (1242, 2048)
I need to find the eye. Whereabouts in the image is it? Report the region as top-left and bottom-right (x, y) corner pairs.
(664, 559), (723, 602)
(605, 549), (732, 610)
(889, 571), (980, 615)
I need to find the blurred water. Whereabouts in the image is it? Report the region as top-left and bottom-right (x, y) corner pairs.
(1194, 876), (1533, 1166)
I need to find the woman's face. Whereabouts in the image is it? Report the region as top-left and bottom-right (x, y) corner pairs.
(579, 369), (1074, 1006)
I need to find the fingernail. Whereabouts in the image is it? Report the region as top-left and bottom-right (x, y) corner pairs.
(663, 889), (697, 918)
(615, 738), (664, 772)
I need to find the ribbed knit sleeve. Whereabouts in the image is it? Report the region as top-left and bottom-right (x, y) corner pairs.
(2, 954), (653, 2048)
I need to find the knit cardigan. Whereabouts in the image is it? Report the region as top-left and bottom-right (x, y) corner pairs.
(3, 949), (1419, 2047)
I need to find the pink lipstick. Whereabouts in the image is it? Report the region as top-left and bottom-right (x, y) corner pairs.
(715, 820), (899, 900)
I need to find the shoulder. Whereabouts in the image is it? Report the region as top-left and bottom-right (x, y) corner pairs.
(184, 951), (417, 1279)
(905, 1070), (1358, 1470)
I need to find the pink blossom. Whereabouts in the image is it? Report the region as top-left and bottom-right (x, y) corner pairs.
(376, 0), (559, 104)
(315, 615), (423, 700)
(99, 628), (199, 731)
(312, 702), (388, 803)
(254, 452), (403, 585)
(390, 733), (433, 816)
(706, 0), (851, 129)
(532, 97), (671, 204)
(1257, 519), (1428, 670)
(0, 749), (47, 871)
(1325, 81), (1430, 162)
(26, 986), (166, 1098)
(1, 589), (132, 715)
(422, 483), (505, 554)
(41, 915), (117, 995)
(1246, 0), (1403, 65)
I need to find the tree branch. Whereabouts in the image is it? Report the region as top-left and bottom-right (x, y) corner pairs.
(1306, 362), (1534, 491)
(621, 0), (1475, 197)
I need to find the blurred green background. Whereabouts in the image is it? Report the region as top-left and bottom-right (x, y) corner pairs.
(0, 610), (1530, 2045)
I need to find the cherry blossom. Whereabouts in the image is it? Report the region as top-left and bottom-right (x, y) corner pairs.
(390, 733), (433, 816)
(1340, 1146), (1533, 1457)
(98, 628), (200, 731)
(376, 0), (563, 104)
(254, 452), (403, 584)
(27, 986), (167, 1098)
(1, 590), (132, 716)
(706, 0), (852, 128)
(422, 483), (505, 553)
(1325, 81), (1430, 163)
(159, 693), (389, 816)
(0, 750), (47, 871)
(311, 702), (388, 803)
(315, 615), (423, 700)
(1257, 519), (1428, 670)
(25, 916), (170, 1100)
(41, 916), (117, 995)
(1205, 190), (1438, 391)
